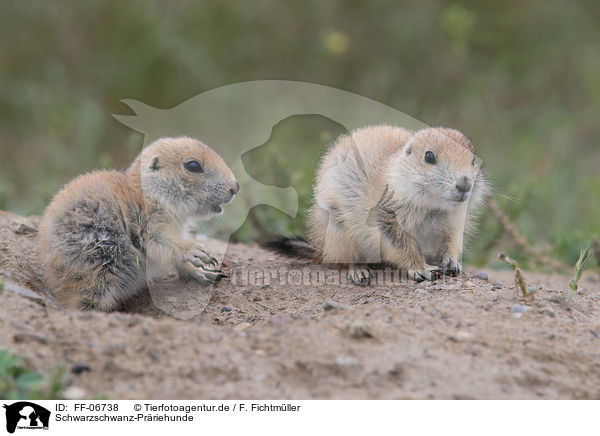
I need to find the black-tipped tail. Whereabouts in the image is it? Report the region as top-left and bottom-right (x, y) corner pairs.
(263, 235), (317, 259)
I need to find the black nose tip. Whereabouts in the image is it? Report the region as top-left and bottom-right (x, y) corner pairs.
(455, 176), (472, 193)
(230, 182), (239, 196)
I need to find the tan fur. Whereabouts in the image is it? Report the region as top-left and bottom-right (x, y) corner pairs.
(39, 136), (238, 311)
(307, 125), (487, 283)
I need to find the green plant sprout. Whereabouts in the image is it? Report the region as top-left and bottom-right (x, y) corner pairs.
(498, 253), (535, 298)
(568, 244), (593, 302)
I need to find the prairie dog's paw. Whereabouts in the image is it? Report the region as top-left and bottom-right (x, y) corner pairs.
(348, 267), (373, 286)
(440, 257), (461, 277)
(409, 265), (441, 283)
(180, 262), (226, 285)
(184, 244), (219, 268)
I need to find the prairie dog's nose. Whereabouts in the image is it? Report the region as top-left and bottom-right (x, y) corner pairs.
(230, 181), (240, 196)
(455, 176), (472, 193)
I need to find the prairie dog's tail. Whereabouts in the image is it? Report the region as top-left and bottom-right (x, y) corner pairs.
(263, 236), (318, 260)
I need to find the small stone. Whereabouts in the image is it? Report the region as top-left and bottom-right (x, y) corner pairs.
(511, 305), (530, 313)
(221, 306), (232, 313)
(457, 331), (472, 340)
(323, 300), (350, 311)
(252, 296), (262, 302)
(473, 272), (489, 281)
(70, 364), (91, 375)
(344, 322), (374, 339)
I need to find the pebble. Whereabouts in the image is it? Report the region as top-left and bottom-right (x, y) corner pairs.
(70, 364), (91, 375)
(473, 272), (489, 281)
(541, 309), (555, 318)
(511, 305), (530, 313)
(221, 307), (232, 313)
(457, 331), (472, 340)
(323, 300), (350, 311)
(344, 322), (374, 339)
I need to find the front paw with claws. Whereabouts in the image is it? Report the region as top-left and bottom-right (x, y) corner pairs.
(440, 257), (461, 277)
(409, 265), (441, 283)
(185, 245), (219, 269)
(348, 267), (373, 286)
(180, 261), (227, 285)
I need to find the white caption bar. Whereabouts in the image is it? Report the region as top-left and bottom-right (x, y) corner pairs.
(0, 400), (596, 436)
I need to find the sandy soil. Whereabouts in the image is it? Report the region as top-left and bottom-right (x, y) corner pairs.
(1, 210), (599, 399)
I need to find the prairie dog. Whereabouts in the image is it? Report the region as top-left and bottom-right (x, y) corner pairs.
(267, 125), (487, 284)
(39, 136), (239, 311)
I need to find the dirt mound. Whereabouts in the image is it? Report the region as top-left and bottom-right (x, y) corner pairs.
(1, 211), (599, 399)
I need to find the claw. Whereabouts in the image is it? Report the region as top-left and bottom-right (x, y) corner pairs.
(348, 267), (373, 286)
(441, 259), (461, 277)
(180, 260), (227, 285)
(408, 266), (441, 282)
(186, 246), (219, 268)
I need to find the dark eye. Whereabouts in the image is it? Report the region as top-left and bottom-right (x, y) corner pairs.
(184, 160), (203, 173)
(424, 151), (437, 165)
(472, 157), (477, 166)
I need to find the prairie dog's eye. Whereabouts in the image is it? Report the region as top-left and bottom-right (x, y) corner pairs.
(424, 151), (437, 165)
(184, 160), (203, 173)
(472, 157), (477, 166)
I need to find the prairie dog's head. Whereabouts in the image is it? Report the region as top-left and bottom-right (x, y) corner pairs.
(389, 127), (486, 210)
(138, 136), (239, 219)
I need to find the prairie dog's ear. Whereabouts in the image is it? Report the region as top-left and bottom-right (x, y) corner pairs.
(404, 144), (412, 156)
(150, 156), (161, 171)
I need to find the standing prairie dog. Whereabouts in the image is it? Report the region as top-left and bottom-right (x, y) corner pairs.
(267, 125), (487, 284)
(39, 136), (239, 311)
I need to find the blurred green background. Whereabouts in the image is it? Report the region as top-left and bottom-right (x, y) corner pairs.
(1, 1), (598, 269)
